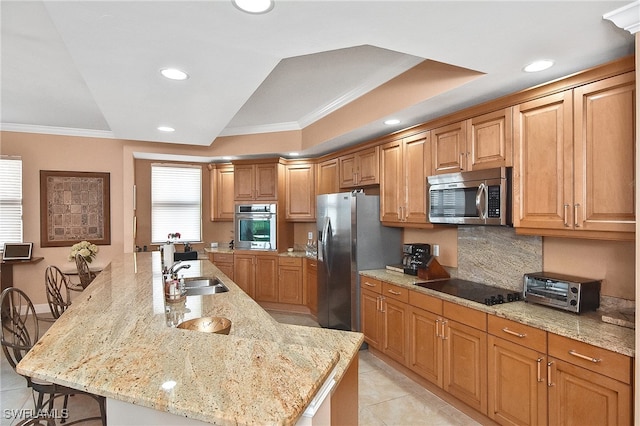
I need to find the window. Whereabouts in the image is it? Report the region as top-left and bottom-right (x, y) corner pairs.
(151, 164), (202, 244)
(0, 156), (24, 246)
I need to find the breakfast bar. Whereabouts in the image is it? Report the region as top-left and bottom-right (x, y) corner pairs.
(17, 252), (363, 425)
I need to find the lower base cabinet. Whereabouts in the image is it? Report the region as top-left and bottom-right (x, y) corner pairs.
(305, 258), (318, 316)
(361, 273), (634, 425)
(208, 252), (234, 280)
(277, 257), (303, 305)
(234, 253), (277, 300)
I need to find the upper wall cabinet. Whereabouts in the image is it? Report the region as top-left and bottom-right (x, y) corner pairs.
(316, 158), (339, 195)
(380, 132), (432, 226)
(513, 72), (635, 240)
(233, 161), (278, 201)
(339, 146), (379, 188)
(432, 108), (513, 174)
(209, 163), (235, 221)
(284, 161), (316, 222)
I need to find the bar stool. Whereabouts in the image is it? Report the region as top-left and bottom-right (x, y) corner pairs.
(45, 265), (72, 319)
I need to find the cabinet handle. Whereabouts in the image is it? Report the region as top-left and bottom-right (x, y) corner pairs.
(563, 204), (569, 227)
(568, 349), (601, 363)
(459, 153), (464, 170)
(387, 289), (401, 296)
(501, 327), (527, 338)
(398, 207), (403, 220)
(364, 281), (376, 287)
(547, 361), (554, 387)
(574, 204), (580, 228)
(536, 358), (543, 382)
(441, 320), (448, 340)
(435, 319), (441, 338)
(380, 296), (386, 313)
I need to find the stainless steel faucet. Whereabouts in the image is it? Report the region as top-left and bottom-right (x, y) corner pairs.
(167, 261), (191, 278)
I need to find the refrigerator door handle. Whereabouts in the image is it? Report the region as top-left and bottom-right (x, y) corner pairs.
(321, 216), (332, 274)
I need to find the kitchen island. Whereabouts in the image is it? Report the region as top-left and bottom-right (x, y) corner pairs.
(17, 252), (363, 425)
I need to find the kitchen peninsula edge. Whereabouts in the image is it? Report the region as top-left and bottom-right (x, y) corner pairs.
(17, 253), (363, 425)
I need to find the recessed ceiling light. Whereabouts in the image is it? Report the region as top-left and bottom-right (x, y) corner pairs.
(232, 0), (274, 14)
(160, 68), (189, 80)
(222, 156), (232, 161)
(157, 126), (175, 132)
(384, 119), (401, 125)
(288, 152), (299, 157)
(523, 60), (554, 73)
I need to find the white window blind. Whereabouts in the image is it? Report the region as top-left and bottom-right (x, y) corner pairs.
(0, 157), (24, 246)
(151, 164), (202, 244)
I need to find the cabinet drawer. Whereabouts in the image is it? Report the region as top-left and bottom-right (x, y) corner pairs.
(212, 253), (234, 263)
(278, 257), (302, 267)
(488, 316), (546, 353)
(548, 333), (632, 384)
(443, 301), (486, 332)
(409, 290), (443, 315)
(382, 282), (409, 303)
(360, 276), (382, 294)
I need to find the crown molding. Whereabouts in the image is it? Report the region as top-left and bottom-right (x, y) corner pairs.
(0, 123), (115, 139)
(603, 1), (640, 34)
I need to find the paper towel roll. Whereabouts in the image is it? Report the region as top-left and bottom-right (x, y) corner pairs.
(163, 244), (175, 268)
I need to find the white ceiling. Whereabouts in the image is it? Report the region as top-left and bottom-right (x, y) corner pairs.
(0, 1), (635, 161)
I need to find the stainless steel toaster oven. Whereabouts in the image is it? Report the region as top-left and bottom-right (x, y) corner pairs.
(523, 272), (601, 314)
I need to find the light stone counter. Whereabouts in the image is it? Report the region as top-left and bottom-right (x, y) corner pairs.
(361, 269), (634, 357)
(18, 253), (363, 425)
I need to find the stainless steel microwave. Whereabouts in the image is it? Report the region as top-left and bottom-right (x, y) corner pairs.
(234, 204), (277, 250)
(427, 167), (512, 226)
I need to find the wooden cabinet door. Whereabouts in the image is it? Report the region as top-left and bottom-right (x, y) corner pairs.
(255, 255), (278, 302)
(467, 107), (513, 171)
(382, 297), (408, 365)
(488, 336), (547, 426)
(233, 254), (255, 298)
(233, 164), (256, 201)
(316, 159), (339, 195)
(360, 289), (382, 349)
(573, 72), (635, 233)
(547, 357), (632, 426)
(403, 132), (430, 224)
(306, 258), (318, 315)
(379, 139), (403, 223)
(432, 121), (467, 174)
(254, 163), (277, 200)
(408, 306), (443, 387)
(210, 164), (235, 221)
(278, 263), (303, 305)
(513, 91), (573, 230)
(338, 154), (357, 188)
(216, 263), (234, 280)
(443, 319), (488, 414)
(285, 162), (315, 221)
(357, 146), (379, 186)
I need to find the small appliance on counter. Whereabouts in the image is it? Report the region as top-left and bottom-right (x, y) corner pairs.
(523, 272), (601, 314)
(402, 243), (430, 276)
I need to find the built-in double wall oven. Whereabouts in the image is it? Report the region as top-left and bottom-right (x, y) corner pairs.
(234, 204), (277, 250)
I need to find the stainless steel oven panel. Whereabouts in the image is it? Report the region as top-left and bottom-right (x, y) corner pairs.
(234, 204), (277, 250)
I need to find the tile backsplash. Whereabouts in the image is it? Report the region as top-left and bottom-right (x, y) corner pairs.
(455, 226), (542, 291)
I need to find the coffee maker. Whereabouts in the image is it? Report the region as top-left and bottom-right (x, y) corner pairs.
(402, 243), (431, 276)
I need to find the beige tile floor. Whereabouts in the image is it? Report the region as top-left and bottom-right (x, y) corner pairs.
(1, 311), (480, 425)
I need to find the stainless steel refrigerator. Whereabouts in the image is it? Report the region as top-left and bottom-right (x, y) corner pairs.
(316, 192), (402, 331)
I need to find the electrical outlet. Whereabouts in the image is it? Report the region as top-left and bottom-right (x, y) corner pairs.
(433, 244), (440, 256)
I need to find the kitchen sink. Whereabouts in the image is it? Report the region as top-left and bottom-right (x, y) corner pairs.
(182, 277), (229, 295)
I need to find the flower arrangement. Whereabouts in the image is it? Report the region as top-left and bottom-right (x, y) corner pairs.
(167, 232), (181, 243)
(69, 240), (99, 263)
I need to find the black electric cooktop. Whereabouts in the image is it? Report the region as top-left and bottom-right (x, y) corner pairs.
(414, 279), (522, 306)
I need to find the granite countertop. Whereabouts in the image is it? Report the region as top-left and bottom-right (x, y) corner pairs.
(18, 253), (363, 425)
(360, 269), (635, 357)
(205, 247), (316, 259)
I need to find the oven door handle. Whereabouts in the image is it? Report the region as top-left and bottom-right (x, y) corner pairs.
(476, 183), (487, 219)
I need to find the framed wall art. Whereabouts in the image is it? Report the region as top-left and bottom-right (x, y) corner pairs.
(40, 170), (111, 247)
